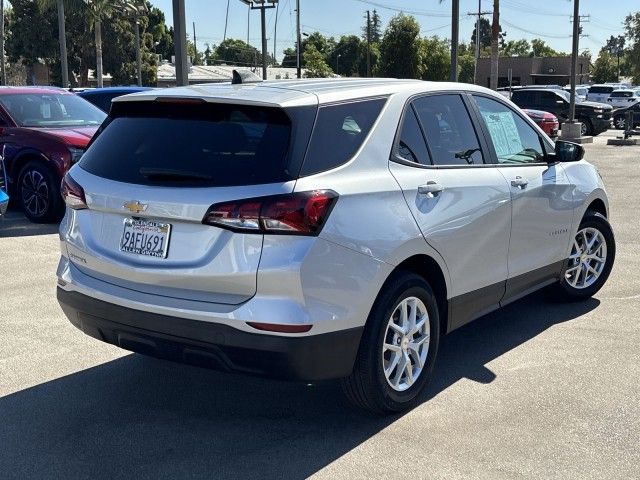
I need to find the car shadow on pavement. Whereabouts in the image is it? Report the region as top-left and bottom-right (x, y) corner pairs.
(0, 290), (599, 480)
(0, 209), (59, 237)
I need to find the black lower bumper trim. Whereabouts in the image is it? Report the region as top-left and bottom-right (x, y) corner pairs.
(57, 288), (363, 381)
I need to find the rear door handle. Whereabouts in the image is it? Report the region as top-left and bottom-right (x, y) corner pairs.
(511, 176), (528, 189)
(418, 181), (444, 196)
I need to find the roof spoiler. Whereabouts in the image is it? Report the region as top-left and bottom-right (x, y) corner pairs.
(232, 69), (263, 85)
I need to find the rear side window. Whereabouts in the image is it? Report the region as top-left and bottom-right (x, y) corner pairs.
(300, 98), (387, 176)
(395, 108), (430, 165)
(412, 94), (484, 166)
(80, 102), (295, 187)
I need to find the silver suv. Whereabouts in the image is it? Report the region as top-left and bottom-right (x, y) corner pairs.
(57, 79), (615, 413)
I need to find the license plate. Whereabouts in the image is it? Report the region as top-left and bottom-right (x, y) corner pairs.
(120, 218), (171, 258)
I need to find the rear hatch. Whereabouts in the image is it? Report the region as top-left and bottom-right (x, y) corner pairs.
(65, 98), (316, 305)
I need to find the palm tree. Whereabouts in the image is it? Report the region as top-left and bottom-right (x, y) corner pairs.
(40, 0), (143, 87)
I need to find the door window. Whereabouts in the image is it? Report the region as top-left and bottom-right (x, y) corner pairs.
(412, 94), (484, 166)
(394, 107), (430, 165)
(473, 95), (546, 164)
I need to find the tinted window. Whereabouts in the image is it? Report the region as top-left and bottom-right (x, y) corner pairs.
(0, 93), (105, 127)
(301, 98), (386, 175)
(80, 102), (294, 187)
(589, 86), (614, 94)
(395, 108), (430, 165)
(412, 94), (484, 166)
(473, 96), (545, 164)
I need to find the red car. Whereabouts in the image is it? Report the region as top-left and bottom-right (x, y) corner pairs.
(0, 87), (105, 222)
(523, 108), (559, 138)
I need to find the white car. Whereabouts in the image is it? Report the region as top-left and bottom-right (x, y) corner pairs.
(56, 78), (616, 413)
(587, 84), (617, 103)
(606, 89), (640, 108)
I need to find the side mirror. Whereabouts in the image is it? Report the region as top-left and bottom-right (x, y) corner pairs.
(548, 140), (584, 163)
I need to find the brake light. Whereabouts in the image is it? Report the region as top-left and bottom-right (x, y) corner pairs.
(61, 173), (87, 210)
(202, 190), (338, 235)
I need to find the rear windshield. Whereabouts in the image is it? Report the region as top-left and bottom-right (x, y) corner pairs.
(80, 101), (297, 187)
(610, 91), (633, 98)
(589, 86), (614, 94)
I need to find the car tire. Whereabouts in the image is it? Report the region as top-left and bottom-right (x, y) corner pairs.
(341, 271), (440, 414)
(557, 211), (615, 301)
(17, 161), (64, 223)
(613, 115), (626, 130)
(579, 118), (593, 136)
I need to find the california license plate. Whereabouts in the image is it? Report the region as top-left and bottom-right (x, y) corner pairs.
(120, 218), (171, 258)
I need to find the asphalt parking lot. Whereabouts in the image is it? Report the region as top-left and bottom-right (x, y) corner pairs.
(1, 129), (638, 480)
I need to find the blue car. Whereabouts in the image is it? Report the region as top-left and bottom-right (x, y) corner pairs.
(76, 86), (154, 113)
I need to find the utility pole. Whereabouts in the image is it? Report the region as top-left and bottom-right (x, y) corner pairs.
(366, 10), (371, 77)
(241, 1), (278, 80)
(468, 6), (491, 85)
(135, 18), (142, 85)
(193, 22), (197, 64)
(224, 0), (230, 42)
(273, 1), (279, 66)
(568, 0), (580, 124)
(490, 0), (499, 90)
(247, 4), (250, 45)
(56, 0), (69, 88)
(450, 0), (459, 82)
(296, 0), (301, 78)
(172, 0), (189, 86)
(0, 0), (5, 86)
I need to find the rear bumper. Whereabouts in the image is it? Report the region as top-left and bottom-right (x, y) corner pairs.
(57, 288), (363, 381)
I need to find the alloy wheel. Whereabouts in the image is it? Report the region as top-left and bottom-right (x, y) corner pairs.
(580, 122), (588, 136)
(615, 116), (626, 129)
(565, 227), (607, 289)
(21, 169), (49, 218)
(382, 296), (430, 392)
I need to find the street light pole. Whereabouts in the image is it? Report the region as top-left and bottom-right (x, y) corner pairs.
(450, 0), (459, 82)
(57, 0), (69, 88)
(172, 0), (189, 86)
(296, 0), (301, 78)
(568, 0), (580, 124)
(135, 19), (142, 86)
(0, 0), (5, 86)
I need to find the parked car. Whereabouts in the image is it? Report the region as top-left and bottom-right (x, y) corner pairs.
(0, 87), (106, 222)
(605, 89), (640, 109)
(586, 84), (619, 103)
(523, 108), (559, 137)
(563, 85), (589, 102)
(57, 79), (615, 414)
(511, 88), (612, 136)
(0, 155), (8, 217)
(611, 101), (640, 130)
(77, 86), (154, 113)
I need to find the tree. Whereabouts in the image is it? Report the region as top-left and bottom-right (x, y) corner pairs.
(420, 36), (449, 81)
(592, 51), (618, 83)
(604, 35), (625, 80)
(362, 9), (382, 43)
(281, 47), (297, 68)
(625, 12), (640, 84)
(471, 18), (492, 49)
(358, 41), (379, 77)
(329, 35), (361, 76)
(530, 38), (566, 57)
(215, 38), (260, 67)
(302, 31), (335, 62)
(303, 44), (332, 78)
(378, 14), (422, 79)
(501, 39), (530, 57)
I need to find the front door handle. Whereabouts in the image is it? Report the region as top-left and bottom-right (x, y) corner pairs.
(511, 176), (528, 189)
(418, 181), (444, 196)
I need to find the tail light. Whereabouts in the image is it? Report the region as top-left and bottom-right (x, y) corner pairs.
(202, 190), (338, 235)
(61, 173), (87, 210)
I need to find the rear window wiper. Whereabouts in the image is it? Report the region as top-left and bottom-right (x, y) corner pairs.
(139, 167), (212, 181)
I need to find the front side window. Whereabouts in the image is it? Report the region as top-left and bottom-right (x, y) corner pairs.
(412, 94), (484, 166)
(473, 95), (546, 165)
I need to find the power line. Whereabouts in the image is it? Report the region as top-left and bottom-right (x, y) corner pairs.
(501, 19), (572, 39)
(351, 0), (452, 18)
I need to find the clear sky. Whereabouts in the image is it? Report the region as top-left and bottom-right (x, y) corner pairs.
(152, 0), (631, 61)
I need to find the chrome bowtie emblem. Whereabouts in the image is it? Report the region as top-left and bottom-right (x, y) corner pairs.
(123, 200), (148, 214)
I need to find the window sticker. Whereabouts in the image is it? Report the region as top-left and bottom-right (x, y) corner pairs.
(482, 111), (522, 158)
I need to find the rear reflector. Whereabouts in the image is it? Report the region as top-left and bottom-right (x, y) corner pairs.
(247, 322), (313, 333)
(202, 190), (338, 235)
(61, 173), (87, 210)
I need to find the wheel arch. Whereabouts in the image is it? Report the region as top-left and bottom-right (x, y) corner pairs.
(586, 197), (607, 218)
(10, 150), (53, 189)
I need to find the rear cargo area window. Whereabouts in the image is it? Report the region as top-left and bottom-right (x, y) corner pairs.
(79, 102), (294, 187)
(300, 97), (387, 176)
